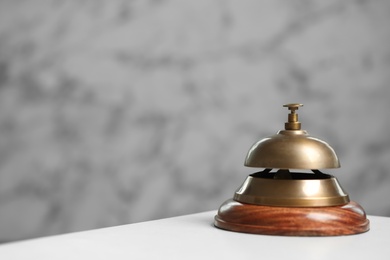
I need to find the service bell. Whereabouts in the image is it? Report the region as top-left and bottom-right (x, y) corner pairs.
(214, 104), (369, 236)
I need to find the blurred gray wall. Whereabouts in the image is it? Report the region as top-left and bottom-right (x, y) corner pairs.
(0, 0), (389, 242)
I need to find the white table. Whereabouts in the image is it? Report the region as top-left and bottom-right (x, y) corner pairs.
(0, 211), (389, 260)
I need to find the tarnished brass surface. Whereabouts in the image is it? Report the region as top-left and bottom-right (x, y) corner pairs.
(244, 130), (340, 169)
(283, 103), (303, 130)
(234, 174), (350, 207)
(244, 104), (340, 169)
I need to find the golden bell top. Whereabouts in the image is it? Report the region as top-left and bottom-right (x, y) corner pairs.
(244, 104), (340, 169)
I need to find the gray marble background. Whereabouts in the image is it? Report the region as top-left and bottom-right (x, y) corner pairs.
(0, 0), (389, 242)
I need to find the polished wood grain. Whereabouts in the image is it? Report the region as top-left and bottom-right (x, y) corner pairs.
(214, 199), (369, 236)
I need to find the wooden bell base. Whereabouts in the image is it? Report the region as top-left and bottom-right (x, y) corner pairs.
(214, 199), (370, 236)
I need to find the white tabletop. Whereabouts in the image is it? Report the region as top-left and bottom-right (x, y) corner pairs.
(0, 211), (389, 260)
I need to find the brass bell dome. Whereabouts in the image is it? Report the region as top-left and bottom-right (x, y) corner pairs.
(245, 104), (340, 169)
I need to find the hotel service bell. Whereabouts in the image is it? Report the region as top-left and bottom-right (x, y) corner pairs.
(214, 104), (369, 236)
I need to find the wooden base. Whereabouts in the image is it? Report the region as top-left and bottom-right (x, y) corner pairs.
(214, 199), (369, 236)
